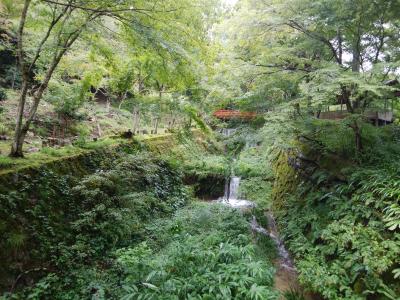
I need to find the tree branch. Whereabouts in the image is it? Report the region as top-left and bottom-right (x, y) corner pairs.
(286, 19), (342, 65)
(28, 2), (71, 72)
(16, 0), (31, 79)
(41, 0), (181, 14)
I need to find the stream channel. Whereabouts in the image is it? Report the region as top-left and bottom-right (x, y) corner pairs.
(219, 176), (310, 298)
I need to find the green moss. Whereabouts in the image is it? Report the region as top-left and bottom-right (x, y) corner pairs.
(0, 133), (190, 293)
(271, 150), (299, 211)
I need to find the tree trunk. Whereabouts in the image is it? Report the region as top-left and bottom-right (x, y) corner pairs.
(10, 0), (31, 157)
(340, 86), (354, 113)
(351, 41), (361, 73)
(154, 117), (159, 134)
(132, 107), (140, 134)
(10, 130), (27, 157)
(10, 81), (29, 157)
(118, 91), (128, 110)
(171, 117), (175, 129)
(10, 2), (92, 156)
(337, 28), (343, 65)
(350, 120), (363, 152)
(106, 98), (110, 112)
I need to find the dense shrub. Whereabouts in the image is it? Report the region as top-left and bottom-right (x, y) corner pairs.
(273, 154), (400, 299)
(0, 152), (189, 297)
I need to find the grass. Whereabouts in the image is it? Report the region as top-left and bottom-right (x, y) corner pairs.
(0, 145), (88, 175)
(0, 88), (177, 174)
(0, 134), (177, 175)
(0, 156), (15, 168)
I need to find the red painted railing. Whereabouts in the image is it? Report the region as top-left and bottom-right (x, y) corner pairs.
(213, 109), (257, 120)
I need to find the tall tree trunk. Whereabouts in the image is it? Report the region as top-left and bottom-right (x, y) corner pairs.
(118, 91), (128, 110)
(337, 28), (343, 65)
(351, 37), (361, 73)
(11, 83), (29, 157)
(10, 3), (86, 156)
(352, 49), (360, 73)
(10, 0), (31, 157)
(171, 117), (175, 129)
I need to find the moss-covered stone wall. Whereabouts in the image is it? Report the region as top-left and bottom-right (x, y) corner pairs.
(0, 134), (181, 291)
(271, 150), (300, 211)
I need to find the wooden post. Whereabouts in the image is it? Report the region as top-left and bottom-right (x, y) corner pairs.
(154, 117), (159, 134)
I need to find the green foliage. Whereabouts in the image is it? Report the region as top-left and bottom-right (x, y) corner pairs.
(71, 124), (91, 147)
(240, 177), (272, 209)
(384, 204), (400, 231)
(168, 129), (227, 178)
(283, 289), (306, 300)
(272, 148), (400, 299)
(0, 156), (14, 168)
(5, 201), (280, 299)
(0, 151), (189, 297)
(0, 89), (7, 101)
(117, 203), (278, 300)
(183, 104), (211, 134)
(0, 123), (9, 135)
(31, 124), (48, 137)
(40, 147), (64, 157)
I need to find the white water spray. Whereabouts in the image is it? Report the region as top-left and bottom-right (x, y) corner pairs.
(221, 176), (254, 208)
(221, 128), (237, 137)
(221, 176), (296, 272)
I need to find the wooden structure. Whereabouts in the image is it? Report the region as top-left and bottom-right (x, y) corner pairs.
(213, 109), (257, 121)
(318, 110), (394, 125)
(318, 79), (399, 125)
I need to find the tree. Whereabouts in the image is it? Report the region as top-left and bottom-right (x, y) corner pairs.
(12, 1), (126, 156)
(11, 0), (215, 156)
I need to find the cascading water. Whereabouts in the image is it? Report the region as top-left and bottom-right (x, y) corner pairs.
(225, 176), (240, 200)
(221, 128), (237, 137)
(221, 176), (302, 295)
(221, 176), (254, 208)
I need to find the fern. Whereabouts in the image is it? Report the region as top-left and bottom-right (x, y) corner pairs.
(383, 204), (400, 231)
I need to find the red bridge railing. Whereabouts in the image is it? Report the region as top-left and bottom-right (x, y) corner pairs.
(213, 109), (257, 120)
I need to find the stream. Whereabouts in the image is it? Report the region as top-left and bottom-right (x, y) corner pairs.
(220, 176), (304, 298)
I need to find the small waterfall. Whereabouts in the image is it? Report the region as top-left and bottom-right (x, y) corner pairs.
(221, 177), (296, 270)
(221, 128), (237, 137)
(221, 176), (254, 209)
(225, 176), (240, 200)
(219, 174), (305, 296)
(251, 214), (295, 271)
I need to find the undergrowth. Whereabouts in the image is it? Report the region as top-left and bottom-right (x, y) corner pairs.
(270, 116), (400, 299)
(117, 203), (278, 300)
(0, 152), (189, 298)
